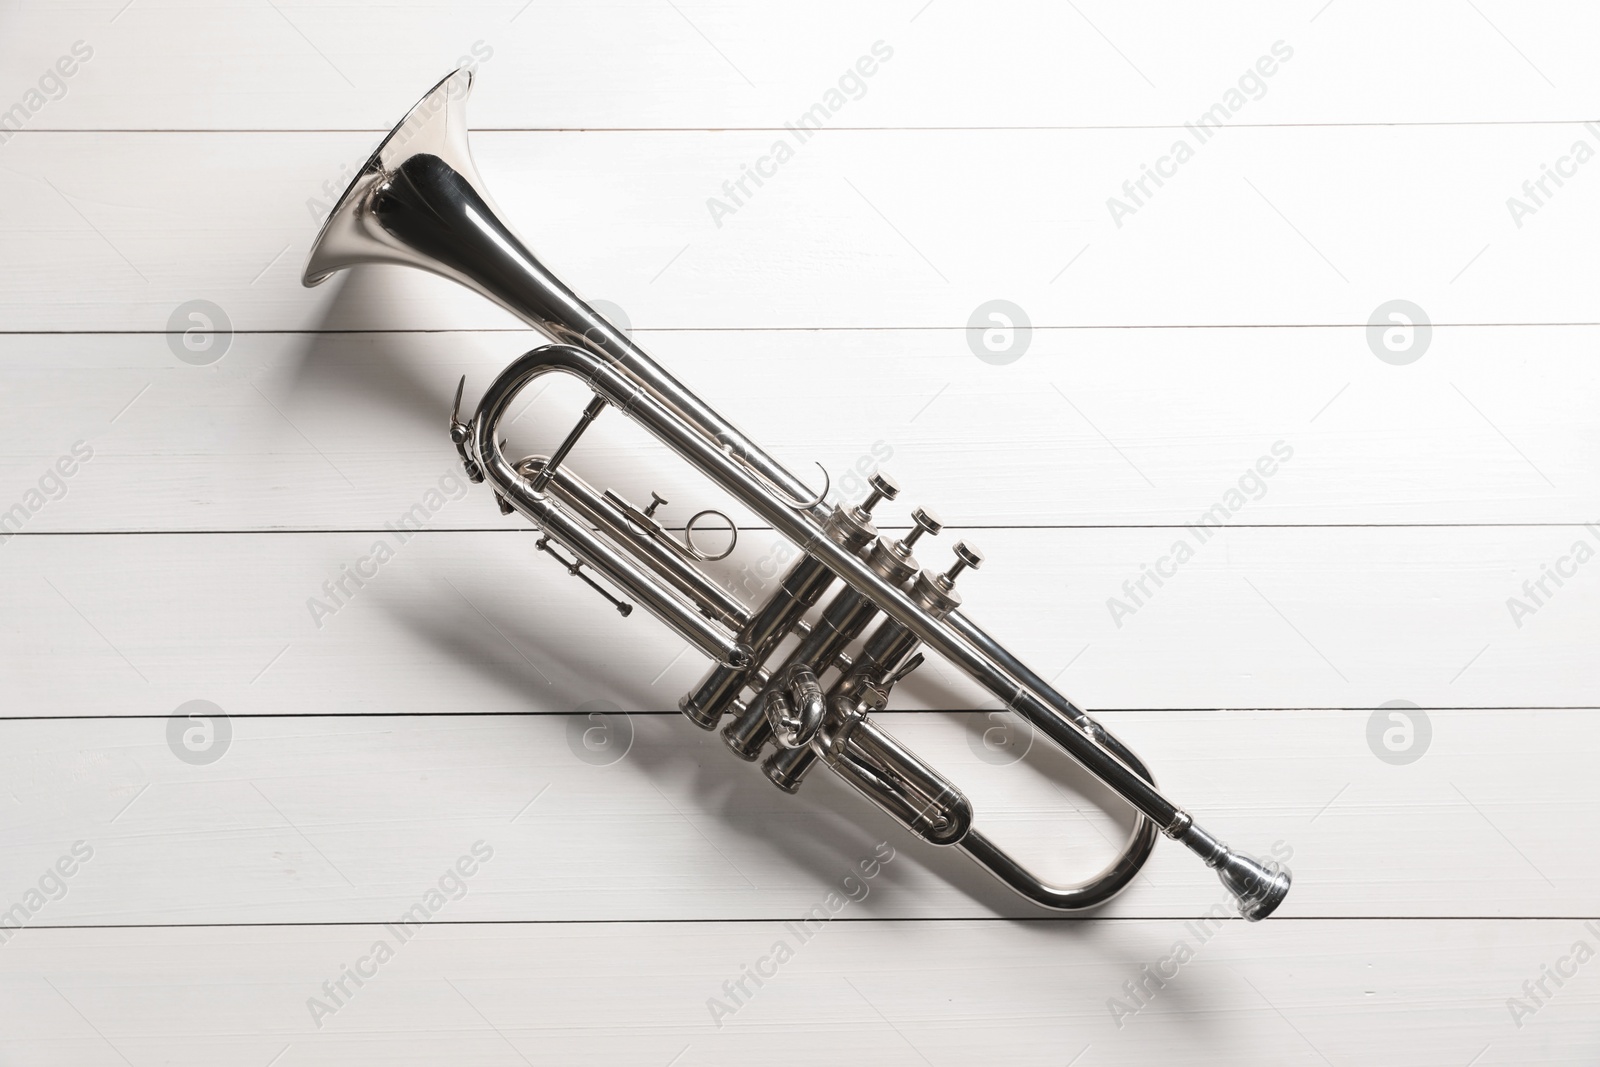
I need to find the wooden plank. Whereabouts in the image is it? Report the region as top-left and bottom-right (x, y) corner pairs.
(2, 920), (1593, 1064)
(0, 525), (1591, 714)
(4, 1), (1594, 129)
(4, 3), (1594, 1061)
(0, 324), (1592, 530)
(1, 124), (1597, 331)
(0, 709), (1588, 921)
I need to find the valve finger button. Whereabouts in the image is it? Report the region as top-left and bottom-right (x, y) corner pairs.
(897, 506), (943, 554)
(858, 470), (900, 515)
(945, 540), (984, 582)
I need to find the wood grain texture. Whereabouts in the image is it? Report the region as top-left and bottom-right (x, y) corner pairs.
(0, 123), (1597, 331)
(4, 1), (1597, 129)
(1, 525), (1594, 714)
(0, 711), (1585, 922)
(4, 921), (1595, 1066)
(2, 0), (1596, 1062)
(0, 325), (1592, 530)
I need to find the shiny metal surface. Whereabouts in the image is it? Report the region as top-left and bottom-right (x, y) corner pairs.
(302, 69), (1291, 921)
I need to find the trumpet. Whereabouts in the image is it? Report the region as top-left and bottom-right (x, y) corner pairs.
(303, 69), (1291, 919)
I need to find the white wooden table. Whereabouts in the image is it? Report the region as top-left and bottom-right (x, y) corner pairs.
(1, 2), (1595, 1063)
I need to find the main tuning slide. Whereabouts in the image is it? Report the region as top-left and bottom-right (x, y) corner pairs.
(303, 68), (1291, 920)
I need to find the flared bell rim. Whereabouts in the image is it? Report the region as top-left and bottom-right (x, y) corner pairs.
(301, 67), (476, 287)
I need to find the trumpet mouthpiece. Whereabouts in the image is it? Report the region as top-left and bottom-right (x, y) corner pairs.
(1170, 817), (1291, 921)
(1215, 849), (1291, 922)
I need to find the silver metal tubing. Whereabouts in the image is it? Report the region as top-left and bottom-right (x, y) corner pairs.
(764, 613), (923, 793)
(726, 582), (881, 758)
(821, 712), (973, 847)
(488, 343), (1186, 825)
(477, 343), (1287, 908)
(960, 827), (1154, 911)
(501, 340), (1290, 917)
(948, 612), (1093, 729)
(472, 385), (750, 672)
(516, 457), (750, 630)
(303, 69), (823, 519)
(302, 67), (1291, 920)
(681, 553), (835, 729)
(493, 346), (1216, 868)
(529, 395), (606, 493)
